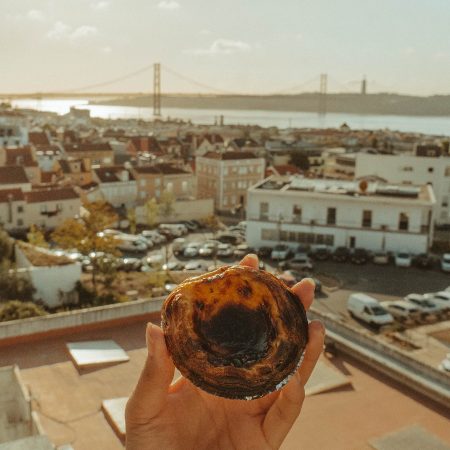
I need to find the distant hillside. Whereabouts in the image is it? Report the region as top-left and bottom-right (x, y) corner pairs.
(95, 93), (450, 117)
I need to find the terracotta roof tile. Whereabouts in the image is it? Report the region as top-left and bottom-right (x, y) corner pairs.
(0, 166), (29, 185)
(24, 187), (79, 203)
(202, 151), (258, 160)
(0, 188), (25, 203)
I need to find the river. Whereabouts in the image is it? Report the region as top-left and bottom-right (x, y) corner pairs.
(10, 98), (450, 136)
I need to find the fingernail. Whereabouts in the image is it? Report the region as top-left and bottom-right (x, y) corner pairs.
(146, 323), (154, 357)
(318, 321), (326, 335)
(304, 277), (316, 289)
(247, 253), (258, 262)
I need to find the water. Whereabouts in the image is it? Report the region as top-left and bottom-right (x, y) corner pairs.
(10, 98), (450, 136)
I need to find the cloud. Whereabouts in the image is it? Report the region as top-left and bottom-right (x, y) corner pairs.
(27, 10), (45, 21)
(91, 1), (110, 10)
(47, 21), (71, 40)
(158, 0), (180, 10)
(70, 25), (98, 41)
(47, 22), (99, 43)
(186, 39), (251, 55)
(101, 46), (112, 53)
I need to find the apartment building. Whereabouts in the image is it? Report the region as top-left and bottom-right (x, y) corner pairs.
(0, 112), (28, 147)
(196, 151), (265, 212)
(0, 186), (80, 232)
(132, 164), (195, 203)
(57, 158), (93, 186)
(246, 176), (435, 254)
(92, 166), (137, 208)
(355, 152), (450, 225)
(64, 143), (114, 166)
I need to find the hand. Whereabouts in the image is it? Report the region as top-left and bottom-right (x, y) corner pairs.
(126, 254), (325, 450)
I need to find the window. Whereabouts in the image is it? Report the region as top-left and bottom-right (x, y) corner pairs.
(327, 207), (336, 225)
(399, 212), (409, 231)
(260, 202), (269, 220)
(239, 167), (248, 175)
(182, 181), (188, 193)
(155, 178), (161, 186)
(140, 191), (146, 199)
(223, 167), (228, 176)
(261, 229), (278, 240)
(445, 166), (450, 177)
(140, 179), (146, 187)
(362, 210), (372, 228)
(292, 205), (302, 223)
(166, 182), (173, 192)
(17, 206), (23, 213)
(17, 219), (23, 227)
(401, 166), (413, 172)
(40, 205), (47, 213)
(428, 167), (434, 173)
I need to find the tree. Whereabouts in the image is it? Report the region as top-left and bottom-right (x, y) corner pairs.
(0, 267), (35, 302)
(27, 225), (48, 248)
(0, 226), (13, 263)
(159, 190), (175, 220)
(0, 300), (47, 322)
(290, 151), (310, 171)
(127, 207), (137, 235)
(145, 198), (160, 228)
(51, 201), (119, 295)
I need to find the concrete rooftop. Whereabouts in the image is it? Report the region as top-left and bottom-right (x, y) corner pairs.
(0, 315), (449, 450)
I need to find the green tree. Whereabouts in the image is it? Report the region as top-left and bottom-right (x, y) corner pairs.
(145, 198), (160, 228)
(51, 201), (119, 295)
(0, 267), (35, 302)
(0, 300), (47, 322)
(159, 190), (175, 219)
(0, 226), (13, 263)
(290, 151), (310, 171)
(127, 207), (137, 235)
(27, 225), (48, 248)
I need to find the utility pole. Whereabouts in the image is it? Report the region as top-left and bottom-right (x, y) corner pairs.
(319, 73), (327, 115)
(153, 63), (161, 117)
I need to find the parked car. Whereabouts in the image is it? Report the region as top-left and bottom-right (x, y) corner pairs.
(184, 261), (207, 271)
(404, 293), (443, 318)
(257, 246), (273, 258)
(395, 252), (413, 267)
(282, 253), (313, 271)
(164, 282), (178, 293)
(118, 257), (142, 272)
(183, 242), (202, 258)
(380, 300), (421, 322)
(373, 251), (390, 265)
(181, 221), (199, 232)
(217, 233), (242, 245)
(351, 248), (369, 264)
(162, 261), (185, 271)
(310, 245), (330, 261)
(424, 291), (450, 311)
(271, 244), (291, 261)
(114, 235), (148, 253)
(333, 246), (350, 263)
(234, 244), (253, 258)
(217, 243), (234, 258)
(143, 254), (164, 269)
(441, 253), (450, 272)
(347, 293), (394, 327)
(141, 230), (166, 245)
(277, 270), (322, 294)
(199, 241), (218, 257)
(172, 238), (187, 256)
(413, 253), (434, 269)
(159, 223), (187, 237)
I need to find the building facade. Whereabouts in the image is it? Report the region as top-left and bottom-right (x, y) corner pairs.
(246, 176), (435, 254)
(196, 151), (265, 211)
(355, 152), (450, 225)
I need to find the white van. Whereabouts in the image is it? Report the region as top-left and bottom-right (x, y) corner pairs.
(347, 293), (394, 327)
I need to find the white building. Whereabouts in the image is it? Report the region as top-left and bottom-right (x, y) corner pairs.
(0, 113), (28, 148)
(355, 152), (450, 225)
(246, 176), (435, 254)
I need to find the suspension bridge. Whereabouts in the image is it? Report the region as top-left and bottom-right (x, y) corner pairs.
(1, 62), (397, 116)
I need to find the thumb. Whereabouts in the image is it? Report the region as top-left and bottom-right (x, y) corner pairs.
(126, 323), (175, 424)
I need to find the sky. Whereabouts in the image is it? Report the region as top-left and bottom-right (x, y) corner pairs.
(1, 0), (450, 96)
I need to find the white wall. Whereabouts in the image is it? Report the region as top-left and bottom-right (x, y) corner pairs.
(355, 153), (450, 225)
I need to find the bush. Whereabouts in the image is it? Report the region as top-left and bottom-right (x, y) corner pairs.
(0, 300), (47, 322)
(0, 266), (35, 302)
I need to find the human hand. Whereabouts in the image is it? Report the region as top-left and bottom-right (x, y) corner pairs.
(126, 254), (325, 450)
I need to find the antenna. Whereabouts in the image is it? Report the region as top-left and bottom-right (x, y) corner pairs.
(319, 73), (327, 115)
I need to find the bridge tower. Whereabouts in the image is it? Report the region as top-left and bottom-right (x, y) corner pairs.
(361, 75), (367, 95)
(318, 73), (327, 115)
(153, 63), (161, 117)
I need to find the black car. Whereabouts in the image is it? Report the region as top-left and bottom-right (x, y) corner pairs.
(333, 246), (350, 262)
(351, 248), (369, 264)
(413, 253), (434, 269)
(310, 246), (330, 261)
(257, 246), (273, 258)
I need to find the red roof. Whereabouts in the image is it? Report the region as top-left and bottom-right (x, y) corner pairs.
(0, 166), (29, 185)
(29, 131), (50, 146)
(24, 187), (79, 203)
(0, 188), (25, 203)
(5, 146), (38, 167)
(202, 151), (257, 160)
(65, 143), (112, 153)
(267, 164), (303, 176)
